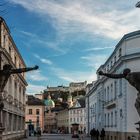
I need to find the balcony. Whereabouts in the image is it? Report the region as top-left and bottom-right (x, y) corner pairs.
(104, 99), (116, 109)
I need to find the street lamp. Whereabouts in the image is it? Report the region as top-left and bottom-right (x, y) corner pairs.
(136, 1), (140, 7)
(0, 64), (39, 140)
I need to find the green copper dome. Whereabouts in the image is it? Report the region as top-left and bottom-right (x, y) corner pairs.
(44, 99), (55, 107)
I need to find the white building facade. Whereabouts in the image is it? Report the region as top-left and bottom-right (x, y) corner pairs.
(86, 30), (140, 140)
(69, 99), (86, 134)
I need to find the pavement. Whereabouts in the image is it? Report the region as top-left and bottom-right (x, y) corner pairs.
(23, 134), (91, 140)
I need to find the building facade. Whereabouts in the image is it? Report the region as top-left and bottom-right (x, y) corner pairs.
(69, 98), (86, 134)
(56, 109), (69, 133)
(86, 30), (140, 140)
(0, 17), (27, 140)
(44, 111), (57, 133)
(25, 95), (45, 133)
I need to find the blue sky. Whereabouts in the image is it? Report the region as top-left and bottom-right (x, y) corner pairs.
(1, 0), (140, 94)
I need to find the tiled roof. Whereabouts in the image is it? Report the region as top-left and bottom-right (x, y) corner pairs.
(27, 95), (45, 106)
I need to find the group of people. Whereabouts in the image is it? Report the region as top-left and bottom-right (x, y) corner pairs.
(90, 128), (105, 140)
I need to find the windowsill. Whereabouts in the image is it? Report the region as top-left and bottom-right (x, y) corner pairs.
(104, 100), (116, 109)
(118, 94), (123, 98)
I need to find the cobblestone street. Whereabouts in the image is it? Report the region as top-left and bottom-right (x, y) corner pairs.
(23, 134), (91, 140)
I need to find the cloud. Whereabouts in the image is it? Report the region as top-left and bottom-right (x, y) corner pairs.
(85, 46), (114, 51)
(27, 83), (46, 94)
(19, 30), (36, 38)
(81, 54), (108, 69)
(18, 30), (65, 52)
(9, 0), (140, 40)
(51, 66), (97, 83)
(27, 70), (47, 81)
(34, 54), (53, 65)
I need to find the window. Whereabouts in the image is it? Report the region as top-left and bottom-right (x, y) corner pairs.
(114, 81), (117, 99)
(104, 114), (106, 127)
(115, 111), (117, 126)
(19, 63), (21, 68)
(111, 84), (113, 100)
(9, 46), (11, 56)
(3, 35), (6, 46)
(14, 82), (17, 99)
(104, 68), (106, 73)
(15, 56), (17, 66)
(36, 109), (40, 115)
(104, 88), (106, 102)
(120, 109), (123, 118)
(107, 86), (109, 102)
(111, 61), (113, 67)
(81, 117), (83, 122)
(111, 112), (113, 126)
(36, 116), (40, 127)
(77, 118), (79, 122)
(119, 79), (122, 96)
(114, 56), (116, 64)
(119, 48), (122, 57)
(107, 65), (109, 71)
(108, 113), (110, 127)
(29, 109), (32, 115)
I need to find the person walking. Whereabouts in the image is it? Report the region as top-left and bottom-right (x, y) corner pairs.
(96, 129), (100, 140)
(100, 128), (105, 140)
(92, 128), (96, 140)
(90, 129), (94, 140)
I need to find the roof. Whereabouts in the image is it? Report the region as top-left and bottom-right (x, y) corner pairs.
(70, 97), (85, 109)
(77, 98), (85, 108)
(27, 95), (45, 106)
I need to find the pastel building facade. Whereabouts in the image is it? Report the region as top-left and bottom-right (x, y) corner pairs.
(86, 31), (140, 140)
(25, 95), (45, 132)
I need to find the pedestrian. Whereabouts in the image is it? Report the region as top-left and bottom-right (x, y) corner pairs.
(127, 136), (131, 140)
(100, 128), (105, 140)
(92, 128), (96, 140)
(90, 129), (94, 140)
(96, 129), (99, 140)
(80, 131), (84, 140)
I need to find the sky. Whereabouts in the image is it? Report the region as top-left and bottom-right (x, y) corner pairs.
(1, 0), (140, 94)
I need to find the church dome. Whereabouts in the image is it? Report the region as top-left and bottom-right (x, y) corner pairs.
(44, 99), (55, 108)
(44, 93), (55, 108)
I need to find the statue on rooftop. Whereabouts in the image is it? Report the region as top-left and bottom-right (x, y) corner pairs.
(99, 69), (140, 117)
